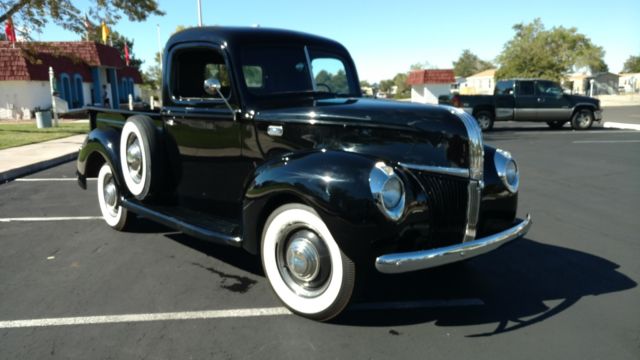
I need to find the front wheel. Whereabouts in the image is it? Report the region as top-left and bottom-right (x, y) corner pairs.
(571, 109), (594, 130)
(97, 163), (133, 231)
(261, 204), (356, 321)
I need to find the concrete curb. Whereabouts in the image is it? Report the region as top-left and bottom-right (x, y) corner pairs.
(603, 122), (640, 131)
(0, 152), (78, 184)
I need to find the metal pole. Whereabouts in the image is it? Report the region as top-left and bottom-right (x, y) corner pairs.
(156, 24), (162, 69)
(197, 0), (203, 27)
(48, 67), (59, 127)
(589, 79), (595, 97)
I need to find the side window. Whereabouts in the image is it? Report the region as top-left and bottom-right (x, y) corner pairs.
(536, 81), (563, 96)
(242, 65), (263, 88)
(311, 57), (349, 95)
(516, 81), (534, 96)
(495, 80), (514, 95)
(171, 47), (231, 101)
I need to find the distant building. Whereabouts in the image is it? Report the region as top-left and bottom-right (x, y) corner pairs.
(0, 41), (142, 120)
(618, 73), (640, 93)
(565, 72), (620, 95)
(407, 69), (455, 104)
(460, 69), (496, 95)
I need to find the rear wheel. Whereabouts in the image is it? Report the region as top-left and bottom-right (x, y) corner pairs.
(97, 163), (132, 231)
(571, 109), (594, 130)
(474, 110), (494, 131)
(546, 120), (566, 129)
(261, 204), (356, 321)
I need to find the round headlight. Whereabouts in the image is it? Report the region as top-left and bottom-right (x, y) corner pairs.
(494, 149), (519, 193)
(369, 162), (406, 221)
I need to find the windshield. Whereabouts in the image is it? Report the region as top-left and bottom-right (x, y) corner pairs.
(239, 45), (357, 98)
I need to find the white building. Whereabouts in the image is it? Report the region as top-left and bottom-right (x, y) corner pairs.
(619, 73), (640, 93)
(0, 41), (143, 120)
(460, 69), (497, 95)
(408, 69), (455, 104)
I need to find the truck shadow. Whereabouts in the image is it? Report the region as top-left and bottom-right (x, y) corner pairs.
(338, 238), (636, 336)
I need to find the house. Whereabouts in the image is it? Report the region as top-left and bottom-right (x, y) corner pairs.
(0, 41), (142, 120)
(618, 73), (640, 93)
(407, 69), (455, 104)
(565, 72), (620, 95)
(460, 69), (496, 95)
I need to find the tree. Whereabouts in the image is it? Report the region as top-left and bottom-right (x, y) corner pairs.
(0, 0), (163, 39)
(496, 19), (608, 81)
(392, 73), (410, 98)
(453, 49), (494, 77)
(622, 55), (640, 73)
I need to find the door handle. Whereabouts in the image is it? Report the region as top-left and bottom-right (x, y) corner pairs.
(537, 97), (545, 103)
(166, 118), (177, 126)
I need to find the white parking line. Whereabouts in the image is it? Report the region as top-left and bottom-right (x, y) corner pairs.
(14, 178), (96, 182)
(0, 298), (485, 329)
(572, 140), (640, 144)
(0, 216), (103, 222)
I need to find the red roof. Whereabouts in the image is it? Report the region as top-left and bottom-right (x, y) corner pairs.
(0, 41), (140, 83)
(407, 69), (455, 85)
(118, 66), (143, 84)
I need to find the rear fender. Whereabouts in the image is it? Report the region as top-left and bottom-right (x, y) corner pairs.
(77, 127), (124, 188)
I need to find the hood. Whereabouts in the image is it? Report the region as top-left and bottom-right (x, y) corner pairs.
(568, 94), (600, 105)
(254, 98), (473, 169)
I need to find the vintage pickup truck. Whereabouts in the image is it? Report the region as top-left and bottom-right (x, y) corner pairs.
(76, 27), (531, 320)
(443, 79), (603, 131)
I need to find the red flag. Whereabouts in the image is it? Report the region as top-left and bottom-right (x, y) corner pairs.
(5, 17), (17, 43)
(124, 42), (130, 66)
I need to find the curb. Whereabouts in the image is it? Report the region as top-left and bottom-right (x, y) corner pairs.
(0, 152), (78, 184)
(602, 122), (640, 131)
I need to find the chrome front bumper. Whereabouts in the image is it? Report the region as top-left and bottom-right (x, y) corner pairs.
(594, 110), (603, 121)
(375, 214), (532, 274)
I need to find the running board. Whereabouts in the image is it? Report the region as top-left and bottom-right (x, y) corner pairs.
(121, 199), (242, 247)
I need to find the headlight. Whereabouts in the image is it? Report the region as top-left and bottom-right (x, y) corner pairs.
(369, 162), (406, 220)
(494, 149), (519, 193)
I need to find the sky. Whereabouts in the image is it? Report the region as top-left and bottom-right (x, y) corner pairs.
(35, 0), (640, 83)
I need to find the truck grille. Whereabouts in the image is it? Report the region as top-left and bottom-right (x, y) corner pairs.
(414, 172), (468, 248)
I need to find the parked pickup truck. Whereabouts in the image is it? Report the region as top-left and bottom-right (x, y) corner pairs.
(442, 79), (603, 131)
(76, 27), (531, 320)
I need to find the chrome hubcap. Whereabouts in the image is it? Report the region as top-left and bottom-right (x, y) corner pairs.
(126, 137), (143, 183)
(102, 172), (119, 216)
(578, 113), (590, 127)
(277, 228), (331, 298)
(477, 116), (491, 130)
(286, 237), (320, 282)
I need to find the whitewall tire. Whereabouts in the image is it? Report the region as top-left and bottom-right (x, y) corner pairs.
(261, 204), (356, 321)
(97, 163), (131, 231)
(119, 116), (162, 200)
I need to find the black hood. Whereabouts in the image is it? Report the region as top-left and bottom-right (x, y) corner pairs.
(253, 98), (473, 169)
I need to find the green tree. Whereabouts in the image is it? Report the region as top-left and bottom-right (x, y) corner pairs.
(0, 0), (163, 38)
(622, 55), (640, 73)
(496, 19), (608, 81)
(453, 49), (494, 77)
(392, 72), (410, 99)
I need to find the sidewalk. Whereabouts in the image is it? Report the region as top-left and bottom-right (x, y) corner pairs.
(0, 134), (86, 183)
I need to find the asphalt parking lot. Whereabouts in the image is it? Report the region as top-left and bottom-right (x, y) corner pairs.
(1, 118), (639, 359)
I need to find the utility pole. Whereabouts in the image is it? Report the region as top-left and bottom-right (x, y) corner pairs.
(197, 0), (203, 27)
(156, 24), (162, 69)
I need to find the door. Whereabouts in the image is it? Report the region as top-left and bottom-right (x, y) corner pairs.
(163, 43), (248, 220)
(513, 80), (537, 121)
(535, 80), (572, 121)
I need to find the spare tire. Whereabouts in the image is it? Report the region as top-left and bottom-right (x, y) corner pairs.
(119, 115), (164, 200)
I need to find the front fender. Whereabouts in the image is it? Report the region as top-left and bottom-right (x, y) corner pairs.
(479, 145), (518, 236)
(77, 127), (123, 187)
(242, 150), (386, 258)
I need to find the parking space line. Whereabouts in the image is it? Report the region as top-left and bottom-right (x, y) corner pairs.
(351, 298), (484, 311)
(0, 299), (485, 329)
(572, 140), (640, 144)
(14, 178), (96, 182)
(603, 122), (640, 131)
(0, 307), (292, 329)
(0, 216), (103, 222)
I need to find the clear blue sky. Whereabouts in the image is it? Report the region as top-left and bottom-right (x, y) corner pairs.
(38, 0), (640, 82)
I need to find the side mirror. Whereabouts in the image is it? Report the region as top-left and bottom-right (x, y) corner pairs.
(204, 78), (222, 96)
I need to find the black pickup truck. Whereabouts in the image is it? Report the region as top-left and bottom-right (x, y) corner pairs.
(443, 79), (603, 131)
(76, 27), (531, 320)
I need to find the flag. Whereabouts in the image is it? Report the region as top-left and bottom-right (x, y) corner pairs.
(101, 21), (109, 44)
(124, 42), (130, 66)
(83, 14), (92, 40)
(5, 17), (17, 44)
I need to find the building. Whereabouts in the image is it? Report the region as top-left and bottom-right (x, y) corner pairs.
(618, 73), (640, 93)
(407, 69), (455, 104)
(0, 41), (142, 120)
(459, 69), (496, 95)
(565, 72), (620, 95)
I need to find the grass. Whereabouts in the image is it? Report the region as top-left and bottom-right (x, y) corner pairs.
(0, 122), (89, 150)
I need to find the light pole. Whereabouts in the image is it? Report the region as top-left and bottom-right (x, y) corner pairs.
(48, 66), (59, 127)
(589, 79), (595, 97)
(197, 0), (203, 27)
